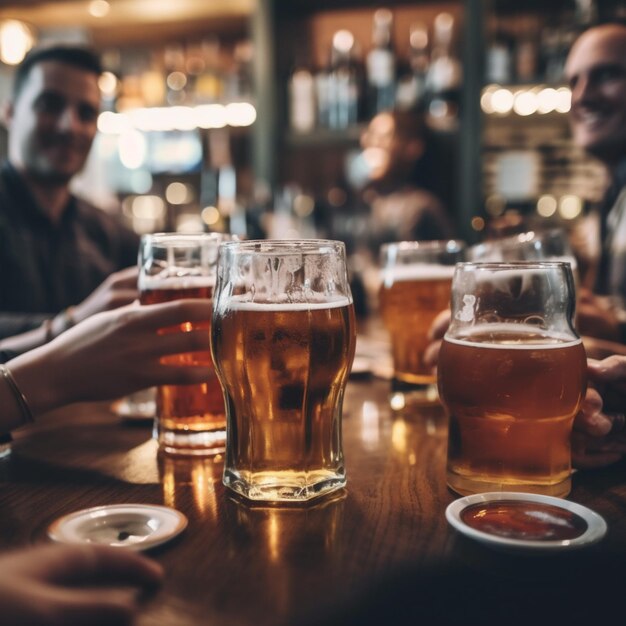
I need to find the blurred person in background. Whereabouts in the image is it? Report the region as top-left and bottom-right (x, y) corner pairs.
(353, 108), (453, 251)
(333, 108), (454, 316)
(565, 22), (626, 342)
(0, 44), (140, 352)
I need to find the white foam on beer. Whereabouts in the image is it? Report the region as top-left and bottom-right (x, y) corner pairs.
(381, 264), (455, 284)
(446, 324), (582, 349)
(139, 274), (215, 291)
(226, 295), (352, 311)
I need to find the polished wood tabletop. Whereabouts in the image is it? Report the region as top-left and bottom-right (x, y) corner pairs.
(2, 334), (626, 626)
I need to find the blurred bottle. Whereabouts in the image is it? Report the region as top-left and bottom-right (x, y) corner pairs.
(229, 39), (254, 101)
(396, 22), (429, 111)
(328, 29), (363, 130)
(514, 17), (539, 83)
(164, 43), (189, 105)
(365, 9), (396, 116)
(486, 17), (512, 84)
(195, 37), (224, 104)
(289, 60), (316, 134)
(426, 12), (462, 131)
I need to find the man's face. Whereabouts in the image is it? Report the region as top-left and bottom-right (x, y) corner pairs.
(6, 60), (100, 183)
(565, 26), (626, 165)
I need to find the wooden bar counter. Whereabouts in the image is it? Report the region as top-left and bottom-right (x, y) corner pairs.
(1, 336), (626, 626)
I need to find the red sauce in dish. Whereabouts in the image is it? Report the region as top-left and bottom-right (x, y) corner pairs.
(460, 500), (588, 541)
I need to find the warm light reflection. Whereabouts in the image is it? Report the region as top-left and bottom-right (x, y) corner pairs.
(160, 454), (220, 520)
(0, 20), (34, 65)
(166, 181), (192, 205)
(98, 102), (255, 134)
(333, 29), (354, 53)
(88, 0), (110, 18)
(537, 87), (558, 114)
(537, 195), (558, 218)
(201, 206), (221, 226)
(559, 195), (582, 220)
(360, 401), (380, 449)
(513, 90), (538, 116)
(391, 419), (407, 454)
(98, 71), (118, 97)
(556, 87), (572, 113)
(225, 102), (257, 127)
(483, 84), (572, 116)
(491, 88), (514, 114)
(118, 130), (147, 168)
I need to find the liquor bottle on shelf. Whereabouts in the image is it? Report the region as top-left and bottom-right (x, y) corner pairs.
(485, 17), (512, 84)
(327, 29), (363, 130)
(365, 8), (396, 117)
(396, 22), (430, 111)
(163, 44), (189, 105)
(426, 12), (462, 131)
(288, 61), (316, 134)
(195, 38), (224, 104)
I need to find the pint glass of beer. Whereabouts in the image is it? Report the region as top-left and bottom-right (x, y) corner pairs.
(139, 232), (229, 455)
(379, 240), (465, 406)
(438, 262), (587, 497)
(211, 240), (356, 502)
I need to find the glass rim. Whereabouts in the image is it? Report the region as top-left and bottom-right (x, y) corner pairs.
(456, 261), (573, 271)
(380, 239), (466, 253)
(142, 232), (231, 245)
(219, 239), (346, 252)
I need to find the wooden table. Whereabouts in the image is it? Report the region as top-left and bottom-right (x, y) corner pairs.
(2, 357), (626, 625)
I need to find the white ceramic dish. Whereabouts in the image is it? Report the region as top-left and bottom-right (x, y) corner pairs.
(445, 491), (607, 553)
(48, 504), (187, 551)
(112, 396), (156, 421)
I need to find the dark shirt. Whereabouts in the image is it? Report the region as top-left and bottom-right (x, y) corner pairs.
(0, 161), (140, 339)
(596, 158), (626, 303)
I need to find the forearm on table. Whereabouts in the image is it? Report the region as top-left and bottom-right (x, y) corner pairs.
(0, 347), (65, 433)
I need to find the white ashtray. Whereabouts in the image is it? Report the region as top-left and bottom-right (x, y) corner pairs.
(48, 504), (187, 551)
(446, 492), (607, 553)
(112, 396), (156, 421)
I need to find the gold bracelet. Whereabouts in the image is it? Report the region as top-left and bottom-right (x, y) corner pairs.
(0, 364), (34, 426)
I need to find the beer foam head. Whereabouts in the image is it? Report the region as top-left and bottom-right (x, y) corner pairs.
(139, 274), (215, 291)
(226, 294), (352, 311)
(446, 323), (582, 348)
(381, 263), (455, 284)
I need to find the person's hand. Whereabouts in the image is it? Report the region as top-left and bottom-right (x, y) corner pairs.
(0, 543), (162, 626)
(71, 267), (140, 325)
(576, 288), (621, 342)
(572, 356), (626, 469)
(423, 309), (451, 373)
(9, 299), (213, 414)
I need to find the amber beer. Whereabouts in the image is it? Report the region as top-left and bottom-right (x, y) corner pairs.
(438, 326), (587, 497)
(140, 281), (225, 452)
(212, 297), (356, 501)
(380, 264), (453, 385)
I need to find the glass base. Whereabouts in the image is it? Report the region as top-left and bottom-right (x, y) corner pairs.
(390, 379), (440, 410)
(224, 468), (346, 502)
(155, 419), (226, 456)
(447, 470), (572, 498)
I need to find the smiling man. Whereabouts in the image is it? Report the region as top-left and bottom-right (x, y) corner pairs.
(565, 23), (626, 308)
(0, 45), (139, 346)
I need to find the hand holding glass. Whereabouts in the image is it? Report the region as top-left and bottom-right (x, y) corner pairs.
(139, 233), (229, 455)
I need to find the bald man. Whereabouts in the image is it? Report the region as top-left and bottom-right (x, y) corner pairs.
(565, 24), (626, 334)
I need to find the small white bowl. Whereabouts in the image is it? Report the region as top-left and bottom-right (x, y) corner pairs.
(446, 491), (607, 554)
(48, 504), (187, 551)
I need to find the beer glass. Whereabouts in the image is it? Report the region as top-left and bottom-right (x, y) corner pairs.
(139, 232), (229, 455)
(211, 240), (356, 502)
(438, 262), (587, 497)
(379, 240), (465, 406)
